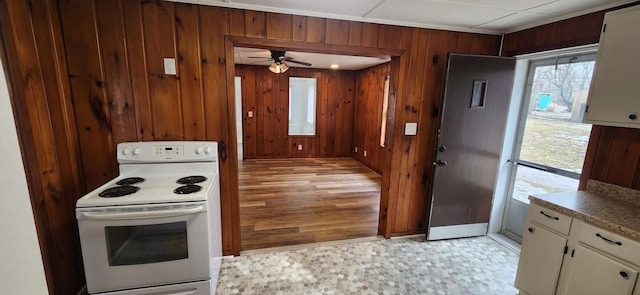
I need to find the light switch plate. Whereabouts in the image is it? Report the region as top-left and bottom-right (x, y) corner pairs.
(248, 111), (253, 118)
(405, 122), (418, 135)
(163, 58), (176, 75)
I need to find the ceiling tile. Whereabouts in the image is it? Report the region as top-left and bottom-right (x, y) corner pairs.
(440, 0), (556, 11)
(475, 11), (548, 30)
(230, 0), (383, 17)
(528, 0), (619, 15)
(367, 0), (515, 28)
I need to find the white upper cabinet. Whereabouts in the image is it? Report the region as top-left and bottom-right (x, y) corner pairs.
(584, 5), (640, 128)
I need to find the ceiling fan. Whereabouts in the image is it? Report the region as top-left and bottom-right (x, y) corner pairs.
(249, 50), (312, 73)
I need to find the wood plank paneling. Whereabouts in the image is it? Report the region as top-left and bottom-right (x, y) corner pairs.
(325, 19), (350, 45)
(502, 2), (639, 57)
(122, 0), (153, 140)
(0, 0), (85, 293)
(4, 2), (506, 292)
(361, 23), (379, 48)
(229, 8), (245, 37)
(175, 4), (205, 140)
(59, 0), (117, 191)
(142, 1), (182, 140)
(237, 65), (355, 158)
(353, 63), (390, 173)
(244, 10), (266, 38)
(589, 126), (640, 188)
(306, 16), (325, 43)
(348, 22), (362, 46)
(266, 13), (292, 40)
(95, 0), (138, 144)
(292, 15), (307, 42)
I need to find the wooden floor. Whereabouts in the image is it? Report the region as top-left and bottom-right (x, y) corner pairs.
(239, 158), (382, 251)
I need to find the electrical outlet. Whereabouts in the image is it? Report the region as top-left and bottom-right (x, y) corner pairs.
(163, 58), (176, 75)
(248, 111), (253, 118)
(364, 150), (367, 157)
(298, 144), (303, 151)
(355, 147), (358, 153)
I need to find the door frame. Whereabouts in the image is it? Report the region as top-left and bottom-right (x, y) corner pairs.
(498, 49), (597, 240)
(224, 36), (406, 253)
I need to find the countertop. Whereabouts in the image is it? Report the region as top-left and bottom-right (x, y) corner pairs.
(529, 182), (640, 241)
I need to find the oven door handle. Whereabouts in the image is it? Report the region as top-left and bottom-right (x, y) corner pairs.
(79, 205), (205, 220)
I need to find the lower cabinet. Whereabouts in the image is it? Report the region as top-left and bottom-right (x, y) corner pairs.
(515, 223), (567, 295)
(560, 245), (638, 295)
(515, 205), (640, 295)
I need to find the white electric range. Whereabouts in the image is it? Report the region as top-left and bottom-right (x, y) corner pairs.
(76, 141), (222, 295)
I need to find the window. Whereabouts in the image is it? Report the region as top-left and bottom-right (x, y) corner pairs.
(288, 77), (317, 136)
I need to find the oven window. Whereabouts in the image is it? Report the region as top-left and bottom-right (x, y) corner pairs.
(105, 222), (188, 266)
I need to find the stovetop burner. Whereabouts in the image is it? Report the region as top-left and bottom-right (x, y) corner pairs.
(174, 185), (202, 194)
(176, 175), (208, 185)
(99, 185), (140, 198)
(116, 177), (145, 186)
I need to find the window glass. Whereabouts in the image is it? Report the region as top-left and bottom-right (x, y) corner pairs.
(105, 222), (188, 266)
(288, 77), (317, 136)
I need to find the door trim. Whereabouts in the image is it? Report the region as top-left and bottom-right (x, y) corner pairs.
(428, 223), (488, 240)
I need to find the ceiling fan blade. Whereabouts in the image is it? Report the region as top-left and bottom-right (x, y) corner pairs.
(248, 56), (273, 59)
(284, 59), (312, 67)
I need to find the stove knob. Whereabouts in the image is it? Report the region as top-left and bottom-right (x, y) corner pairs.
(205, 146), (214, 154)
(133, 148), (141, 155)
(195, 147), (204, 154)
(122, 147), (132, 155)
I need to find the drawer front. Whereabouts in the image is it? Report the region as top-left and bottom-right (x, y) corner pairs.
(529, 203), (572, 235)
(578, 221), (640, 267)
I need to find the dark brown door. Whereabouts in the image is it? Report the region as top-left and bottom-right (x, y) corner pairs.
(427, 54), (515, 240)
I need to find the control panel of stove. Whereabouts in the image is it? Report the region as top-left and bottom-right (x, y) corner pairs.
(117, 141), (218, 163)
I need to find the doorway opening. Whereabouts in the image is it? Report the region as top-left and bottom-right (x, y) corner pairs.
(227, 41), (398, 252)
(501, 51), (596, 243)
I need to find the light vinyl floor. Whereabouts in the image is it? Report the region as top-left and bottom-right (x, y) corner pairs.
(217, 236), (519, 294)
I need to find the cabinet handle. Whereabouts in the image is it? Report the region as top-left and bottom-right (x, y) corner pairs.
(540, 211), (559, 220)
(629, 114), (637, 120)
(596, 233), (622, 246)
(620, 271), (629, 279)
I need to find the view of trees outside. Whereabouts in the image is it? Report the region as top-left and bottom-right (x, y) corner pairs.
(512, 60), (595, 203)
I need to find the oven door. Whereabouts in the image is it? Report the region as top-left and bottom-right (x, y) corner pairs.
(77, 202), (210, 294)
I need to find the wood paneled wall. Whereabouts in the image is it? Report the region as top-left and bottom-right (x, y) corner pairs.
(353, 63), (390, 173)
(1, 0), (500, 292)
(236, 65), (355, 158)
(502, 2), (640, 56)
(0, 0), (85, 294)
(503, 2), (640, 191)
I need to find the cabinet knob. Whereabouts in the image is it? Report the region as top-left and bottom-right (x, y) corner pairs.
(629, 114), (637, 120)
(620, 271), (629, 279)
(528, 227), (534, 233)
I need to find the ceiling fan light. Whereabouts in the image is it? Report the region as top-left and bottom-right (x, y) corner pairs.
(269, 62), (279, 73)
(280, 62), (289, 73)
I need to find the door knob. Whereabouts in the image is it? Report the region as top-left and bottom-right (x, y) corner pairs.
(629, 114), (637, 120)
(438, 146), (447, 153)
(436, 160), (448, 167)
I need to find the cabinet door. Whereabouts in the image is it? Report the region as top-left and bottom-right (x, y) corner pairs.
(562, 245), (638, 295)
(515, 223), (567, 295)
(584, 6), (640, 128)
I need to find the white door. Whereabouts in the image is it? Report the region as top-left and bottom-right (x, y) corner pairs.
(561, 244), (638, 295)
(501, 53), (595, 243)
(515, 222), (567, 295)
